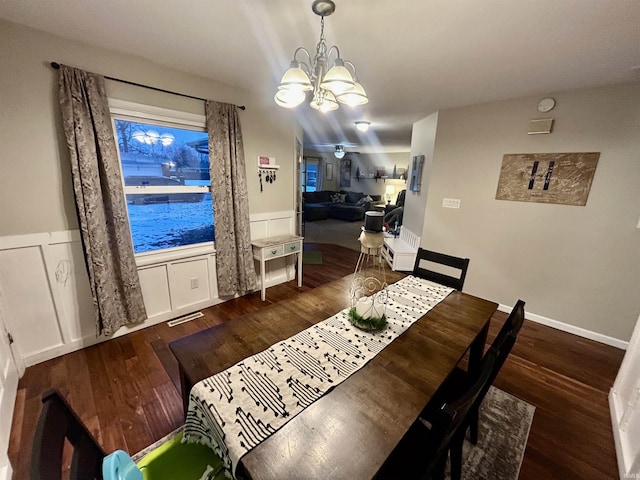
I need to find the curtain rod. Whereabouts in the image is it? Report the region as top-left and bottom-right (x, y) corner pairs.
(50, 62), (246, 110)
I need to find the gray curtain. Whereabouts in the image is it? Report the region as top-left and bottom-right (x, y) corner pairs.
(58, 65), (147, 336)
(206, 101), (257, 297)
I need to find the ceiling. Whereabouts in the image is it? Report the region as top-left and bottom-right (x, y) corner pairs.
(2, 0), (640, 154)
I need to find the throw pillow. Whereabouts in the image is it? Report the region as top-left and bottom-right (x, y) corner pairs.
(339, 194), (347, 203)
(345, 191), (363, 204)
(356, 197), (367, 206)
(330, 193), (340, 203)
(363, 195), (373, 202)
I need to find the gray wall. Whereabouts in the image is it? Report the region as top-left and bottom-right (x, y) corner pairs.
(417, 83), (640, 341)
(0, 20), (296, 237)
(405, 112), (438, 237)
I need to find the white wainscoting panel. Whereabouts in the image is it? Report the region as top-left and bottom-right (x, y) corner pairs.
(49, 234), (96, 343)
(0, 245), (64, 361)
(138, 265), (172, 318)
(0, 211), (296, 366)
(0, 231), (223, 366)
(168, 258), (211, 310)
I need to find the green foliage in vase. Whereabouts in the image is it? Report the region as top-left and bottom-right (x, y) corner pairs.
(348, 307), (387, 331)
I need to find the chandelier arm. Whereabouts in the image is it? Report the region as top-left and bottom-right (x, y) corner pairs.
(326, 45), (342, 63)
(293, 47), (313, 64)
(291, 47), (314, 79)
(343, 60), (358, 78)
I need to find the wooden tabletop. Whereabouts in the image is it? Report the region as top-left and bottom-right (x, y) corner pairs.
(169, 273), (497, 480)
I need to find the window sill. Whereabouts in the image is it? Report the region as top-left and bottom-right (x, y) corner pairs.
(135, 242), (215, 268)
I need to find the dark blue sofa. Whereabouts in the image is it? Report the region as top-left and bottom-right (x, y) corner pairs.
(303, 190), (380, 222)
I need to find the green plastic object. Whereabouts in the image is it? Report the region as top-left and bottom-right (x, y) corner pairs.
(136, 432), (225, 480)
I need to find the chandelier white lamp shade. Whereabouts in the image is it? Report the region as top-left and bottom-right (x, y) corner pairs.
(355, 121), (371, 132)
(334, 145), (345, 159)
(275, 0), (368, 111)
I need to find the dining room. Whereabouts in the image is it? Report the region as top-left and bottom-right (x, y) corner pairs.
(2, 2), (639, 478)
(21, 242), (624, 480)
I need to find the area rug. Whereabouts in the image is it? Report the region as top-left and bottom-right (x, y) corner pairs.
(446, 386), (535, 480)
(133, 387), (533, 480)
(302, 250), (323, 264)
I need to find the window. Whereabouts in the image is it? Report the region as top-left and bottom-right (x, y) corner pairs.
(110, 101), (214, 255)
(302, 157), (319, 192)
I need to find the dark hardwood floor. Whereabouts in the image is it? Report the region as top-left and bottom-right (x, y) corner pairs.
(8, 243), (624, 479)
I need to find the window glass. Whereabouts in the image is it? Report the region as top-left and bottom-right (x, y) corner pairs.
(303, 160), (318, 192)
(113, 118), (214, 254)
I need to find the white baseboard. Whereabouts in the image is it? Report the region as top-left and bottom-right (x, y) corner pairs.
(498, 304), (629, 350)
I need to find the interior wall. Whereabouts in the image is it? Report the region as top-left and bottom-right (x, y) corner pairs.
(0, 19), (296, 236)
(419, 83), (640, 341)
(0, 20), (299, 367)
(303, 150), (410, 198)
(405, 112), (439, 237)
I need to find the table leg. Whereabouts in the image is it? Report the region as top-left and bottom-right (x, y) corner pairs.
(260, 258), (266, 301)
(178, 365), (192, 418)
(297, 250), (303, 287)
(469, 322), (489, 376)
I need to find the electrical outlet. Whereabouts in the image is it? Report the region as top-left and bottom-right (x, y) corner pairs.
(190, 278), (198, 289)
(442, 198), (461, 209)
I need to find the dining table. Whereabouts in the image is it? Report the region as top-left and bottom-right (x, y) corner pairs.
(169, 271), (498, 480)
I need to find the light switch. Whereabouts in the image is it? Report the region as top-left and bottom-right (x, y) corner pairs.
(442, 198), (461, 209)
(190, 278), (198, 289)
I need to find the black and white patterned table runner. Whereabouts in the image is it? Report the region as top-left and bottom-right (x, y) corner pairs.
(183, 276), (453, 477)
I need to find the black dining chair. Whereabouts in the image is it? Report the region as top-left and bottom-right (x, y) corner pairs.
(423, 300), (526, 446)
(412, 248), (470, 291)
(31, 389), (106, 480)
(374, 349), (498, 480)
(32, 389), (226, 480)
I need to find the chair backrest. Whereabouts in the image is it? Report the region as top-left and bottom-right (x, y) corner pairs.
(430, 350), (498, 459)
(31, 389), (106, 480)
(490, 300), (525, 361)
(474, 300), (526, 413)
(412, 248), (470, 290)
(396, 189), (406, 207)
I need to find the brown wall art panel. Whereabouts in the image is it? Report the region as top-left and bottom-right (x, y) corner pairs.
(495, 152), (600, 206)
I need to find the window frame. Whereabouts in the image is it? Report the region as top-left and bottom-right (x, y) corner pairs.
(108, 99), (215, 264)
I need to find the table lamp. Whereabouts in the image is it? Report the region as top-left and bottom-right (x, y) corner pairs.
(385, 185), (395, 204)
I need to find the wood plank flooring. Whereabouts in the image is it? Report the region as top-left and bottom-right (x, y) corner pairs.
(8, 243), (624, 479)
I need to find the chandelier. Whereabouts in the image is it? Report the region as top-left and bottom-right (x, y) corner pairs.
(274, 0), (368, 112)
(334, 145), (345, 158)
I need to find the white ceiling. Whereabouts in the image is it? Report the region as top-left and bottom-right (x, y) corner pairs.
(2, 0), (640, 153)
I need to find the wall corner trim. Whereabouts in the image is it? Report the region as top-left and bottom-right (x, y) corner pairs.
(497, 304), (629, 350)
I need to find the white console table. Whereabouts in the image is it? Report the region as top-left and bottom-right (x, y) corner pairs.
(252, 234), (304, 301)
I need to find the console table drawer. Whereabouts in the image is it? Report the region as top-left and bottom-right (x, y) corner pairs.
(284, 241), (301, 254)
(263, 245), (284, 259)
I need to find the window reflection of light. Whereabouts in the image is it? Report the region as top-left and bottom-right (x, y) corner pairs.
(132, 130), (174, 146)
